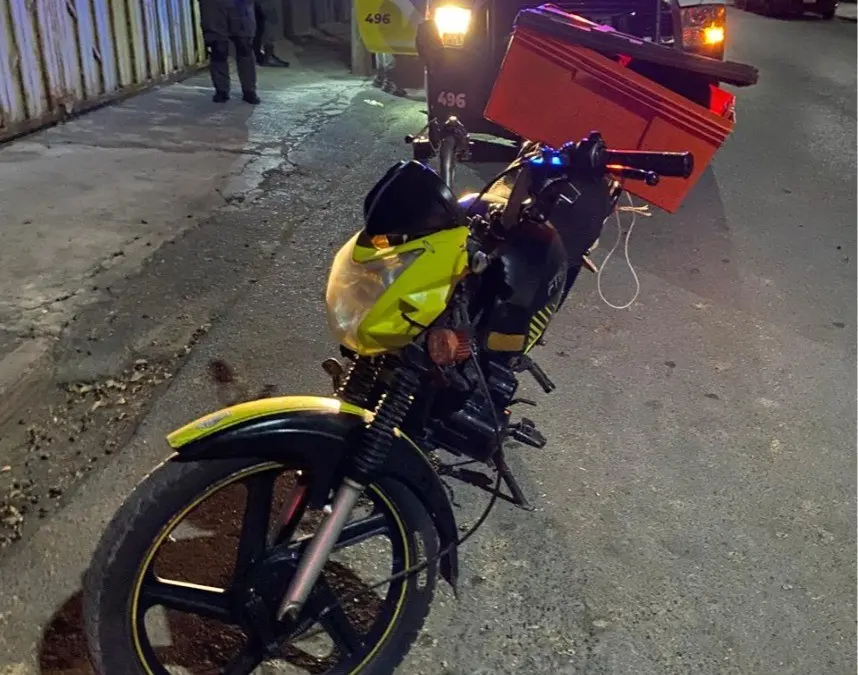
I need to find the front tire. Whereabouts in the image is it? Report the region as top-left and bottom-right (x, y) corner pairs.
(84, 456), (438, 675)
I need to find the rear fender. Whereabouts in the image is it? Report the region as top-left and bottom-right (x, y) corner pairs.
(166, 396), (459, 588)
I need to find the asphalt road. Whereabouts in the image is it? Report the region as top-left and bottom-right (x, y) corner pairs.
(0, 8), (854, 675)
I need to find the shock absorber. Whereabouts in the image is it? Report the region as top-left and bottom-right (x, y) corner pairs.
(336, 356), (384, 408)
(349, 366), (420, 483)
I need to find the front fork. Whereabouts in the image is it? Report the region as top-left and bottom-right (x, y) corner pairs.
(276, 362), (419, 621)
(276, 477), (364, 620)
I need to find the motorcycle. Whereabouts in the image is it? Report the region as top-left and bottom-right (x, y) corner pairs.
(82, 128), (693, 675)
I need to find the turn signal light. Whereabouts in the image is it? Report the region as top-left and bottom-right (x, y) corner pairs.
(704, 25), (725, 45)
(428, 328), (471, 366)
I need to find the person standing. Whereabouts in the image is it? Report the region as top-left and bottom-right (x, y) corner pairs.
(199, 0), (260, 104)
(253, 0), (290, 67)
(373, 53), (406, 97)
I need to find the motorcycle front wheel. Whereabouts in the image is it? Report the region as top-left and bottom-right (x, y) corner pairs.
(83, 455), (439, 675)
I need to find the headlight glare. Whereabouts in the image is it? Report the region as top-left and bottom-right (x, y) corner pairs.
(434, 5), (472, 46)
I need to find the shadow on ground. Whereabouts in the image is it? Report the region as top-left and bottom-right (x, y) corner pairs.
(39, 592), (93, 675)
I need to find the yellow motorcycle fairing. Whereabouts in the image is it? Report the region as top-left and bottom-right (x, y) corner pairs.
(325, 226), (470, 356)
(166, 395), (369, 449)
(355, 0), (426, 55)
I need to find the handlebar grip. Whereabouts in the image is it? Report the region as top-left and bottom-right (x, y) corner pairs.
(602, 150), (694, 179)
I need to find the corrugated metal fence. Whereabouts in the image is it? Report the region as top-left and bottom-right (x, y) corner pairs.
(0, 0), (207, 140)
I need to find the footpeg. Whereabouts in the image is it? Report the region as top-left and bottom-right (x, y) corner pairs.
(509, 417), (546, 449)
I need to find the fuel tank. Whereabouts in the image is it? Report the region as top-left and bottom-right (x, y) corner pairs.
(458, 177), (612, 355)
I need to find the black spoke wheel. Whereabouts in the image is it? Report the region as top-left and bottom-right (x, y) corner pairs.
(84, 456), (438, 675)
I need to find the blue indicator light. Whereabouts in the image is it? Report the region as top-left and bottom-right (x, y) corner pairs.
(531, 154), (563, 167)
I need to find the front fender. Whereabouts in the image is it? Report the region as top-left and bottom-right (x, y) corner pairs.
(166, 395), (459, 588)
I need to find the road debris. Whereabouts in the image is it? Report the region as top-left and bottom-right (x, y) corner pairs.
(0, 325), (212, 550)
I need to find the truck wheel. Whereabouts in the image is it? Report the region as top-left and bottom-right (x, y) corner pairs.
(820, 7), (835, 18)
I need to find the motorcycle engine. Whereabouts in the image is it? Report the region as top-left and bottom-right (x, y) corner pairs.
(422, 358), (519, 462)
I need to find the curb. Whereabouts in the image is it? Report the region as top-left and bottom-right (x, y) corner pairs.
(0, 339), (55, 429)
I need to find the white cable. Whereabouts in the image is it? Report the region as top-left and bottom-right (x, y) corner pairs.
(595, 191), (651, 310)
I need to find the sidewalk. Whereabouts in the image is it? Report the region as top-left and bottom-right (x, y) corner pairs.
(0, 39), (371, 548)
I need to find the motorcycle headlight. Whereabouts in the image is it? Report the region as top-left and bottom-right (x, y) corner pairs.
(325, 235), (422, 353)
(681, 5), (726, 51)
(433, 5), (472, 47)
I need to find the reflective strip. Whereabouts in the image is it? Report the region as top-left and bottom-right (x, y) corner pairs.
(487, 332), (527, 352)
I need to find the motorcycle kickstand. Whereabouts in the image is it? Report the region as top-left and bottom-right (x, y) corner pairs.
(492, 451), (534, 512)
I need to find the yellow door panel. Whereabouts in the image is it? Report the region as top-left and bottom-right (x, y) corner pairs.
(355, 0), (426, 55)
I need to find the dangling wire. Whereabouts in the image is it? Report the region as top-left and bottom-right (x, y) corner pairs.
(596, 191), (651, 310)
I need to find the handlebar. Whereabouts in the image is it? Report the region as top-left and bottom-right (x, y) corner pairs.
(533, 131), (695, 182)
(469, 131), (697, 233)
